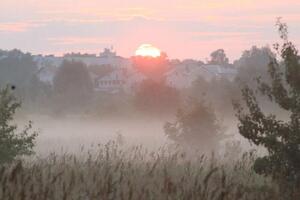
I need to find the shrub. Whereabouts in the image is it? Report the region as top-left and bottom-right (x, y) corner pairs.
(164, 99), (225, 152)
(0, 86), (37, 164)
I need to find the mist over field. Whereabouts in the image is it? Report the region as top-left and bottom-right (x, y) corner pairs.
(28, 116), (169, 155)
(23, 116), (243, 155)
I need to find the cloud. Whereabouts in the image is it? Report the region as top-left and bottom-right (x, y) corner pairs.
(189, 31), (259, 39)
(0, 22), (43, 32)
(47, 37), (113, 46)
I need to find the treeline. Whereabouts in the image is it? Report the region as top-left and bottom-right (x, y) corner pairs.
(0, 44), (277, 118)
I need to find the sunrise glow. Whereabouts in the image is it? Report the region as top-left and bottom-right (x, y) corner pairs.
(135, 44), (161, 57)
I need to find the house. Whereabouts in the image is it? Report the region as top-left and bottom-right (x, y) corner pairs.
(33, 55), (63, 68)
(165, 62), (237, 89)
(33, 48), (133, 88)
(36, 65), (57, 84)
(93, 67), (146, 94)
(33, 49), (237, 93)
(33, 55), (62, 84)
(63, 48), (131, 69)
(94, 69), (127, 93)
(201, 64), (237, 81)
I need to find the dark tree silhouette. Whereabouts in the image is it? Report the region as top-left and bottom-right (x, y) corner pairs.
(53, 60), (94, 113)
(0, 49), (37, 88)
(234, 19), (300, 196)
(134, 79), (180, 114)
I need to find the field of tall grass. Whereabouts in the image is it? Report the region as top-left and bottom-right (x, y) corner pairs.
(0, 141), (280, 200)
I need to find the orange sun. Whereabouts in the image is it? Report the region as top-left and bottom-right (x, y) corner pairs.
(135, 44), (161, 57)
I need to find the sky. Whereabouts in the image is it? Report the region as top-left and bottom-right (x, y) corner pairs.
(1, 0), (300, 61)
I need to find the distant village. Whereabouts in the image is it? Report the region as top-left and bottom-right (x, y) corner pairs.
(33, 48), (237, 94)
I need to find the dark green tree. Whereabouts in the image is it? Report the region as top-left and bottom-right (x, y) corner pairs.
(234, 19), (300, 195)
(0, 86), (37, 164)
(0, 49), (38, 107)
(134, 79), (180, 115)
(53, 60), (94, 114)
(0, 49), (37, 88)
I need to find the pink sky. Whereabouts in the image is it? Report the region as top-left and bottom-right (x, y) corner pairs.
(0, 0), (300, 61)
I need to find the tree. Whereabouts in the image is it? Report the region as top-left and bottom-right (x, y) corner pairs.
(53, 60), (94, 113)
(234, 20), (300, 196)
(0, 86), (37, 164)
(0, 49), (38, 107)
(26, 75), (53, 113)
(234, 46), (275, 89)
(189, 76), (239, 117)
(190, 76), (210, 97)
(208, 49), (229, 66)
(134, 79), (180, 115)
(164, 99), (224, 151)
(0, 49), (37, 88)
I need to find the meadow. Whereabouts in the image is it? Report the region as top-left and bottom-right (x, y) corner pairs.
(0, 141), (279, 200)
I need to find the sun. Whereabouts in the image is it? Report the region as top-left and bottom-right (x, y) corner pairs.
(135, 44), (161, 57)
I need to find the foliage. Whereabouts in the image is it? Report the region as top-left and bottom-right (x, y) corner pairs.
(0, 49), (39, 109)
(189, 76), (239, 117)
(0, 86), (37, 164)
(0, 49), (37, 88)
(234, 19), (300, 194)
(234, 46), (275, 89)
(164, 99), (225, 151)
(134, 79), (181, 115)
(53, 60), (94, 114)
(190, 76), (210, 97)
(25, 75), (53, 112)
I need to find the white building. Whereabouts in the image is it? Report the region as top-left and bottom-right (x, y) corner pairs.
(33, 49), (237, 93)
(201, 64), (237, 81)
(93, 68), (146, 94)
(36, 65), (57, 84)
(33, 55), (62, 84)
(64, 48), (131, 69)
(33, 55), (64, 69)
(165, 63), (237, 90)
(94, 69), (126, 93)
(34, 48), (134, 89)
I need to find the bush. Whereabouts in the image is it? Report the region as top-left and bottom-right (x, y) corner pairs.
(0, 86), (37, 164)
(164, 99), (225, 152)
